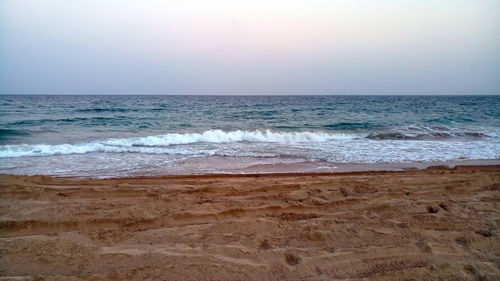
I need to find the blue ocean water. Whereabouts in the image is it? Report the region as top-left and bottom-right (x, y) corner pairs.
(0, 95), (499, 177)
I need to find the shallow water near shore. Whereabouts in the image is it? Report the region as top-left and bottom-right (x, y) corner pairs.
(1, 95), (499, 177)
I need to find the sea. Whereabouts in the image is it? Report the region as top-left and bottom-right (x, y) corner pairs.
(0, 95), (499, 178)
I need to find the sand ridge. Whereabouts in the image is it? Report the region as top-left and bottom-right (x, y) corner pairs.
(0, 165), (499, 280)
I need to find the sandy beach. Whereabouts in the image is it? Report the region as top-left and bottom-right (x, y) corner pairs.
(0, 165), (499, 280)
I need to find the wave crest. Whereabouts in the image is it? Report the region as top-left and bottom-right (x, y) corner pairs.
(0, 130), (355, 158)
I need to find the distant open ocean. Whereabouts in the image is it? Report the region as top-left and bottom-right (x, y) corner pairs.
(0, 95), (499, 177)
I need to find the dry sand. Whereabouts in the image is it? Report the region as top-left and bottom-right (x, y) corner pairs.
(0, 165), (499, 280)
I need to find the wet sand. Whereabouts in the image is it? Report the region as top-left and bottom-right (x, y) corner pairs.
(0, 165), (499, 280)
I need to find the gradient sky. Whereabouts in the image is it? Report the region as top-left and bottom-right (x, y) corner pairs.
(1, 0), (499, 95)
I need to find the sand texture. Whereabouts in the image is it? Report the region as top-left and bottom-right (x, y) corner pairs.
(0, 166), (499, 280)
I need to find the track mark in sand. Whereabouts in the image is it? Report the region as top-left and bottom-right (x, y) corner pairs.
(100, 245), (267, 268)
(284, 252), (301, 266)
(475, 229), (493, 237)
(427, 205), (439, 213)
(480, 183), (500, 191)
(438, 203), (448, 210)
(339, 184), (376, 197)
(354, 259), (429, 278)
(416, 240), (433, 253)
(0, 217), (157, 237)
(272, 212), (320, 221)
(455, 236), (470, 251)
(259, 239), (272, 250)
(1, 167), (499, 280)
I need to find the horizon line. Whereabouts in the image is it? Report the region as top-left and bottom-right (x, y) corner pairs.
(1, 93), (500, 96)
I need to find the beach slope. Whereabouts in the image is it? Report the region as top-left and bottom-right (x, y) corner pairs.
(0, 166), (499, 280)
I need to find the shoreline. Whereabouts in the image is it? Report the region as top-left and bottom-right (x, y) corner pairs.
(235, 158), (500, 175)
(1, 164), (499, 280)
(1, 158), (498, 179)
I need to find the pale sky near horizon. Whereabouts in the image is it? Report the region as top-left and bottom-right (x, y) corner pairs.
(0, 0), (499, 95)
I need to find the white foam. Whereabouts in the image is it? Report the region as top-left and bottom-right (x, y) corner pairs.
(0, 130), (356, 158)
(103, 129), (354, 146)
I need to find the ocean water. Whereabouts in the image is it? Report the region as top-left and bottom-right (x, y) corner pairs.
(0, 95), (499, 177)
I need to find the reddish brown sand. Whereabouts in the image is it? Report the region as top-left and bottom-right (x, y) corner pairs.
(0, 165), (499, 280)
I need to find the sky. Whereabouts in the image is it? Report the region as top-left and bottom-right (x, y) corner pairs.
(0, 0), (499, 95)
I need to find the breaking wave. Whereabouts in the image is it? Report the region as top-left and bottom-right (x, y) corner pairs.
(0, 130), (356, 158)
(1, 127), (497, 159)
